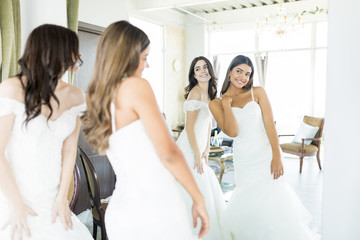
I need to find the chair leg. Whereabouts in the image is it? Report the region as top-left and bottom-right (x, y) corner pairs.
(299, 157), (304, 174)
(93, 222), (98, 240)
(317, 152), (322, 170)
(101, 225), (107, 240)
(219, 158), (225, 184)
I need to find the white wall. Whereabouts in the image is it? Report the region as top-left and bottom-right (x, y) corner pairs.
(79, 0), (128, 28)
(20, 0), (67, 81)
(185, 14), (208, 76)
(163, 25), (187, 129)
(321, 0), (360, 239)
(20, 0), (67, 52)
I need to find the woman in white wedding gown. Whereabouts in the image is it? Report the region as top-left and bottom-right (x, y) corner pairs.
(210, 55), (320, 240)
(0, 24), (92, 240)
(81, 21), (208, 240)
(176, 56), (225, 240)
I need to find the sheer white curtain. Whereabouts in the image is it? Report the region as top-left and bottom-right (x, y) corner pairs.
(255, 52), (268, 87)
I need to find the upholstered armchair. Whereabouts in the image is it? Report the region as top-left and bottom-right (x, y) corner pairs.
(279, 116), (325, 173)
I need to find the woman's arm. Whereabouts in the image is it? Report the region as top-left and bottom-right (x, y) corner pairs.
(201, 122), (211, 165)
(185, 90), (204, 174)
(117, 77), (209, 238)
(209, 96), (238, 137)
(186, 109), (204, 174)
(255, 87), (283, 179)
(0, 80), (37, 239)
(51, 116), (82, 229)
(51, 88), (85, 229)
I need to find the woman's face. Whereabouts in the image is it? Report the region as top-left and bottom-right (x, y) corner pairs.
(68, 52), (83, 73)
(193, 59), (211, 83)
(229, 63), (252, 89)
(134, 46), (150, 77)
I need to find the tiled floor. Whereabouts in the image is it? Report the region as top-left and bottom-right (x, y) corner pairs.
(219, 154), (323, 234)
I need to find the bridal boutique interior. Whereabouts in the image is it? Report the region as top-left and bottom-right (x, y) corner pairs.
(1, 0), (360, 239)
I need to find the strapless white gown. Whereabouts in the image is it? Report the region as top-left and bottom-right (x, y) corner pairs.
(176, 100), (225, 240)
(105, 104), (194, 240)
(222, 90), (320, 240)
(0, 98), (92, 240)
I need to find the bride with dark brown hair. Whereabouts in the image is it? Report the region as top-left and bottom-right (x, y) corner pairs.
(82, 21), (208, 240)
(0, 24), (92, 240)
(176, 56), (225, 240)
(210, 55), (320, 240)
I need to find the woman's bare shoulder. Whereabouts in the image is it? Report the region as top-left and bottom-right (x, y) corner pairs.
(187, 87), (202, 101)
(59, 81), (85, 107)
(253, 86), (266, 95)
(117, 77), (151, 96)
(0, 77), (24, 101)
(114, 77), (155, 107)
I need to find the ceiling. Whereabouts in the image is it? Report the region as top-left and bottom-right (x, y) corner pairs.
(179, 0), (304, 14)
(133, 0), (327, 27)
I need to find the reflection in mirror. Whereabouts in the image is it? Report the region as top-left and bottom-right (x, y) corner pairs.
(207, 24), (326, 237)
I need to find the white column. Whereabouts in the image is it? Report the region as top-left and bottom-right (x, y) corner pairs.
(322, 0), (360, 239)
(185, 14), (208, 72)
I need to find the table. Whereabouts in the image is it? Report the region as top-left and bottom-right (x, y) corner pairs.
(209, 146), (233, 183)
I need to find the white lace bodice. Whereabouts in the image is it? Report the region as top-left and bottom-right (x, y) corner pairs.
(222, 89), (320, 240)
(0, 97), (86, 209)
(176, 100), (211, 154)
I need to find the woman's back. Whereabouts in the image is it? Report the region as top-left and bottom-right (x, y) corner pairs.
(105, 103), (195, 240)
(0, 78), (91, 240)
(0, 97), (85, 208)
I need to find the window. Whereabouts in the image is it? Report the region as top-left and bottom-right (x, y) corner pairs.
(209, 22), (327, 134)
(130, 17), (164, 112)
(259, 23), (312, 51)
(210, 29), (255, 55)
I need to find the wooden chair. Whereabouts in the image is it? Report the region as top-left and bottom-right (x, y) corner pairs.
(67, 164), (80, 211)
(279, 116), (325, 173)
(78, 146), (108, 240)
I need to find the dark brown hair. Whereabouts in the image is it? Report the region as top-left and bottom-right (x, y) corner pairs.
(184, 56), (217, 100)
(81, 21), (150, 153)
(16, 24), (81, 124)
(221, 55), (254, 95)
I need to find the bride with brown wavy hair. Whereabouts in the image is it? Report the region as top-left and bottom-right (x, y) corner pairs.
(81, 20), (209, 240)
(0, 24), (92, 240)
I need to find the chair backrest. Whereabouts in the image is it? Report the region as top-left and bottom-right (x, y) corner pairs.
(78, 146), (102, 210)
(303, 115), (325, 146)
(67, 164), (81, 211)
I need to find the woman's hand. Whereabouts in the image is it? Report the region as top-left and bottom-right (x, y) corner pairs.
(193, 153), (204, 175)
(192, 199), (209, 239)
(201, 147), (210, 165)
(51, 198), (73, 230)
(271, 157), (284, 179)
(1, 203), (37, 240)
(221, 95), (233, 107)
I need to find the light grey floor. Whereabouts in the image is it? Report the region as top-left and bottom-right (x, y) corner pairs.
(219, 154), (323, 234)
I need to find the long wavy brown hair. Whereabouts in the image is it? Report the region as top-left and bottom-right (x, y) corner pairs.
(221, 55), (254, 95)
(81, 21), (150, 153)
(16, 24), (81, 124)
(184, 56), (217, 100)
